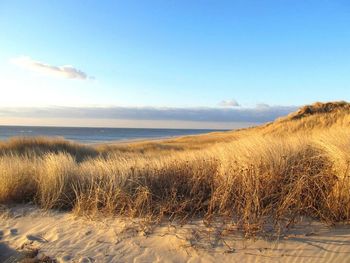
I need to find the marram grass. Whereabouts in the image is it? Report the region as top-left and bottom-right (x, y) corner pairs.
(1, 102), (350, 235)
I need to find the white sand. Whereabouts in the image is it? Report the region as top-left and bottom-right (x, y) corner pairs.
(1, 205), (350, 263)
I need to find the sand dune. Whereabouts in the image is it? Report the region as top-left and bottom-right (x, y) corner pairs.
(1, 102), (350, 262)
(1, 205), (350, 262)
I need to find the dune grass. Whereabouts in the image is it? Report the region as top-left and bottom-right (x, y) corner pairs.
(0, 102), (349, 235)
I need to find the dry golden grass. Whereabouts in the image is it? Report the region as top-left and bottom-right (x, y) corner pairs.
(0, 101), (349, 234)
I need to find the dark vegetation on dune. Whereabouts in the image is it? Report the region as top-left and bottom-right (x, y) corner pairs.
(0, 101), (350, 235)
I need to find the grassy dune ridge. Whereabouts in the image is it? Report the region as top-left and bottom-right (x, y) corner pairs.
(0, 102), (350, 234)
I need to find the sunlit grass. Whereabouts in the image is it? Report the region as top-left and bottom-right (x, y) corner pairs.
(0, 101), (349, 235)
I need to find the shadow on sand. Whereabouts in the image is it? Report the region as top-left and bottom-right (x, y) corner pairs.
(0, 242), (21, 262)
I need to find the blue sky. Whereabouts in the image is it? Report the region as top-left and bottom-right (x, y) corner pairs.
(0, 1), (349, 128)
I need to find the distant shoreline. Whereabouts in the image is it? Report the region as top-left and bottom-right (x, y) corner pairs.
(0, 126), (228, 145)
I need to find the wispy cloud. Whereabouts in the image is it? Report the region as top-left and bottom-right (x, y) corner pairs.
(218, 99), (240, 107)
(10, 56), (92, 80)
(0, 105), (297, 123)
(256, 103), (271, 109)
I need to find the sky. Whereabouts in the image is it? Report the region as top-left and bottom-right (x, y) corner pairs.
(0, 0), (349, 128)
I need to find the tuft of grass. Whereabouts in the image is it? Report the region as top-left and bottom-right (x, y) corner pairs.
(0, 154), (38, 203)
(0, 136), (98, 161)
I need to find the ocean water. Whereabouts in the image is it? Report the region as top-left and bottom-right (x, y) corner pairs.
(0, 126), (225, 144)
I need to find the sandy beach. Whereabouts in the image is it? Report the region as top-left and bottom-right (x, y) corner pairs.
(1, 205), (350, 263)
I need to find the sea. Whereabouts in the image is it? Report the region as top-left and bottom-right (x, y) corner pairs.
(0, 126), (226, 144)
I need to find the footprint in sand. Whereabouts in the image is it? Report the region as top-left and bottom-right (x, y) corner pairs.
(60, 254), (73, 262)
(10, 229), (18, 235)
(79, 256), (95, 263)
(26, 234), (48, 243)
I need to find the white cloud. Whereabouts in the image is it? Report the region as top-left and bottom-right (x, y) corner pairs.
(218, 99), (240, 107)
(0, 105), (298, 123)
(256, 103), (270, 109)
(10, 56), (91, 80)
